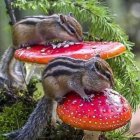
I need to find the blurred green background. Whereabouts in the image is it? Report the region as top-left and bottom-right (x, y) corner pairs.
(0, 0), (140, 67)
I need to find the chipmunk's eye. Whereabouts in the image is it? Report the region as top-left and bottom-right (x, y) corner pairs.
(68, 25), (76, 34)
(70, 28), (75, 34)
(95, 62), (111, 78)
(94, 61), (101, 71)
(104, 71), (114, 87)
(104, 71), (111, 79)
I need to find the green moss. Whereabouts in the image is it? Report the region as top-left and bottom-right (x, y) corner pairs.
(0, 102), (34, 139)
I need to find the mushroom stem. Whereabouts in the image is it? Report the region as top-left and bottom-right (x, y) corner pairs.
(25, 64), (37, 84)
(83, 130), (101, 140)
(25, 64), (44, 84)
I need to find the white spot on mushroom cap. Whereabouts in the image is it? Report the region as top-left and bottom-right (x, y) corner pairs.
(19, 51), (25, 57)
(72, 100), (77, 104)
(75, 42), (81, 45)
(71, 112), (74, 115)
(79, 104), (83, 107)
(27, 47), (31, 49)
(64, 44), (69, 48)
(89, 121), (92, 123)
(40, 48), (46, 52)
(98, 101), (102, 103)
(84, 55), (88, 59)
(90, 94), (95, 98)
(47, 50), (51, 53)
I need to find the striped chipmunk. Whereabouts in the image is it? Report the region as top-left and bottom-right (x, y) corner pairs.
(6, 55), (114, 140)
(0, 13), (83, 88)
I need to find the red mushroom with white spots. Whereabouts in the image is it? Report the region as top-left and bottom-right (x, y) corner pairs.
(15, 41), (126, 64)
(57, 89), (132, 138)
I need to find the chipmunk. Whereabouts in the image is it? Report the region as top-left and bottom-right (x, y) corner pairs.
(0, 13), (83, 88)
(6, 55), (114, 140)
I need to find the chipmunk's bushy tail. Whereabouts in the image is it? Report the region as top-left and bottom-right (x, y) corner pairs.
(0, 47), (15, 87)
(5, 96), (53, 140)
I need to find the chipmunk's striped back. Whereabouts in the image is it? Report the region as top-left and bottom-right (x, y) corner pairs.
(42, 57), (85, 78)
(16, 15), (58, 25)
(14, 14), (83, 42)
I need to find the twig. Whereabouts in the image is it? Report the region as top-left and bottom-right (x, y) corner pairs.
(4, 0), (16, 25)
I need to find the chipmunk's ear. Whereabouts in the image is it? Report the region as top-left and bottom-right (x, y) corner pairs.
(87, 55), (100, 63)
(95, 54), (100, 58)
(85, 55), (100, 68)
(85, 57), (96, 67)
(68, 12), (73, 17)
(86, 54), (100, 64)
(59, 14), (67, 24)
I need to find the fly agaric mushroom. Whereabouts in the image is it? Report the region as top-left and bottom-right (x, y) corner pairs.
(14, 41), (126, 64)
(57, 89), (132, 132)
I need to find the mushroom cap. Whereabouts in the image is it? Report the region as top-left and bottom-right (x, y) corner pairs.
(14, 41), (126, 64)
(57, 89), (132, 131)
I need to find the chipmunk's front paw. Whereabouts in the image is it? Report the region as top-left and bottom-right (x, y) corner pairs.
(61, 41), (75, 48)
(20, 41), (39, 48)
(55, 97), (66, 103)
(49, 40), (77, 49)
(82, 95), (92, 102)
(20, 43), (30, 48)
